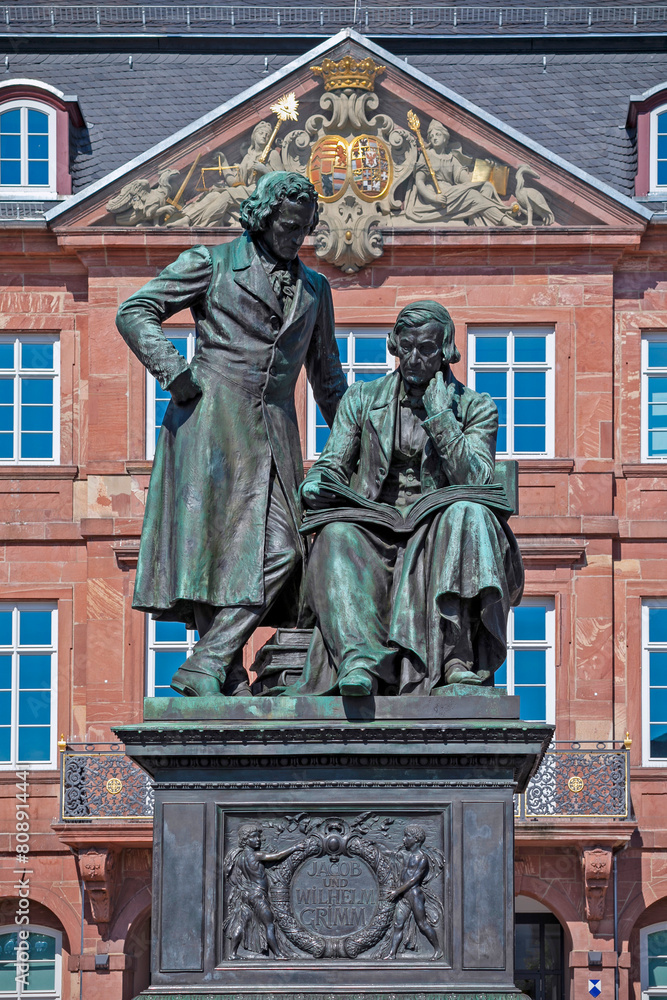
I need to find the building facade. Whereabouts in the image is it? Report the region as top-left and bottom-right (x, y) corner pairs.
(0, 10), (667, 1000)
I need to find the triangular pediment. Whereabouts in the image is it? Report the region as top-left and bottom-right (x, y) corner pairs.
(47, 31), (650, 270)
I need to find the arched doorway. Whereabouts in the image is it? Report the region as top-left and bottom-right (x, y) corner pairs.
(123, 909), (151, 1000)
(515, 896), (565, 1000)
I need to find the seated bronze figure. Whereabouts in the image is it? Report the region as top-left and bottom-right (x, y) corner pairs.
(295, 300), (524, 697)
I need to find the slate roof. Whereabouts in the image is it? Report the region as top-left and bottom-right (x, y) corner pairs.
(3, 46), (667, 200)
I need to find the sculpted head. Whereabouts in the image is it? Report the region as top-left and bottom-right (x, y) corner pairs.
(238, 824), (262, 848)
(250, 120), (272, 148)
(389, 301), (460, 389)
(427, 120), (450, 150)
(403, 824), (426, 847)
(240, 172), (320, 261)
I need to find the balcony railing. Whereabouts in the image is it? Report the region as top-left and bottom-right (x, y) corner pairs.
(515, 741), (631, 820)
(59, 739), (630, 822)
(60, 743), (154, 821)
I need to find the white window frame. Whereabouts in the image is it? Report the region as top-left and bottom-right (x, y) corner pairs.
(642, 600), (667, 766)
(650, 104), (667, 194)
(0, 334), (60, 466)
(641, 332), (667, 463)
(145, 328), (196, 461)
(496, 597), (556, 724)
(145, 615), (197, 697)
(0, 100), (57, 198)
(0, 603), (58, 772)
(306, 326), (394, 459)
(640, 921), (667, 1000)
(467, 325), (555, 458)
(0, 924), (62, 999)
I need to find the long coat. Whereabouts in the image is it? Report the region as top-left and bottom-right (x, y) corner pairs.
(117, 233), (347, 625)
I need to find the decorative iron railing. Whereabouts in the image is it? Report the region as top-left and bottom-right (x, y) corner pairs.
(515, 740), (631, 820)
(59, 739), (630, 822)
(2, 4), (667, 36)
(60, 743), (154, 821)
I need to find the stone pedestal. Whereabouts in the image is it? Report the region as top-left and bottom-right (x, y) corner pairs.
(116, 693), (551, 1000)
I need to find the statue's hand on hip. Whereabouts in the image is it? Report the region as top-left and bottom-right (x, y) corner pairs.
(423, 371), (455, 419)
(167, 368), (203, 405)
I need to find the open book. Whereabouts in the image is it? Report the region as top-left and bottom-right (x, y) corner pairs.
(300, 471), (514, 536)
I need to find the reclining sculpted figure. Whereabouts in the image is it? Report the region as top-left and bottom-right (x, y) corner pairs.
(295, 300), (524, 697)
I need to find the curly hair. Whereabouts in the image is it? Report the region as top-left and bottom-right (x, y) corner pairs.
(238, 824), (262, 847)
(239, 171), (320, 234)
(388, 300), (461, 366)
(404, 823), (426, 845)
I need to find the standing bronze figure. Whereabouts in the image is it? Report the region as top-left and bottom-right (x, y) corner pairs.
(117, 172), (347, 696)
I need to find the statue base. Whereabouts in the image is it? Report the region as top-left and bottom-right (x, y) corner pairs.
(116, 695), (551, 1000)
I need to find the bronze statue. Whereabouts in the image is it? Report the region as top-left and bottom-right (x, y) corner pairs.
(116, 171), (347, 697)
(295, 299), (524, 696)
(385, 824), (443, 960)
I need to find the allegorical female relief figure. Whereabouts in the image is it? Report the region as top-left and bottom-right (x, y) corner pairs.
(404, 119), (521, 228)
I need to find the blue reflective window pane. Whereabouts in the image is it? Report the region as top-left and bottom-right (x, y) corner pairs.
(19, 654), (51, 688)
(0, 434), (13, 458)
(648, 929), (667, 957)
(21, 342), (53, 370)
(513, 605), (546, 642)
(649, 607), (667, 643)
(0, 344), (13, 369)
(514, 649), (546, 686)
(650, 686), (667, 722)
(516, 685), (547, 722)
(648, 377), (667, 403)
(154, 620), (188, 643)
(0, 159), (21, 185)
(0, 407), (13, 432)
(649, 403), (667, 428)
(650, 723), (667, 758)
(0, 612), (11, 647)
(27, 133), (48, 159)
(496, 425), (507, 453)
(0, 690), (10, 723)
(354, 371), (387, 383)
(0, 133), (20, 159)
(154, 650), (186, 688)
(650, 652), (667, 686)
(155, 685), (182, 698)
(658, 161), (667, 186)
(514, 336), (546, 363)
(19, 610), (51, 647)
(315, 426), (330, 453)
(354, 337), (386, 364)
(21, 379), (52, 405)
(167, 336), (189, 359)
(0, 108), (21, 132)
(28, 933), (55, 960)
(514, 425), (546, 453)
(18, 726), (50, 761)
(20, 432), (52, 459)
(659, 111), (667, 133)
(27, 159), (49, 186)
(0, 380), (13, 404)
(21, 406), (52, 432)
(19, 689), (51, 725)
(27, 109), (48, 133)
(0, 964), (17, 992)
(155, 399), (169, 428)
(475, 337), (507, 363)
(515, 371), (545, 397)
(515, 397), (545, 425)
(649, 430), (667, 456)
(0, 727), (9, 762)
(0, 655), (11, 688)
(494, 398), (507, 423)
(495, 661), (507, 686)
(475, 371), (507, 398)
(648, 341), (667, 368)
(659, 135), (667, 160)
(335, 336), (348, 364)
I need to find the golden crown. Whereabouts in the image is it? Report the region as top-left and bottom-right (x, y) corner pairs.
(310, 56), (386, 92)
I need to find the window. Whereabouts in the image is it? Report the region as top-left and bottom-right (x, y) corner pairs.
(145, 329), (196, 460)
(0, 335), (59, 465)
(0, 604), (57, 770)
(494, 599), (556, 724)
(307, 327), (393, 458)
(146, 617), (200, 697)
(641, 922), (667, 1000)
(642, 332), (667, 461)
(468, 326), (555, 457)
(0, 101), (56, 196)
(650, 105), (667, 193)
(514, 913), (564, 1000)
(0, 925), (61, 998)
(642, 601), (667, 764)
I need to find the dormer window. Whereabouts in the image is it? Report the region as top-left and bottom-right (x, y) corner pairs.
(650, 104), (667, 193)
(0, 100), (55, 194)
